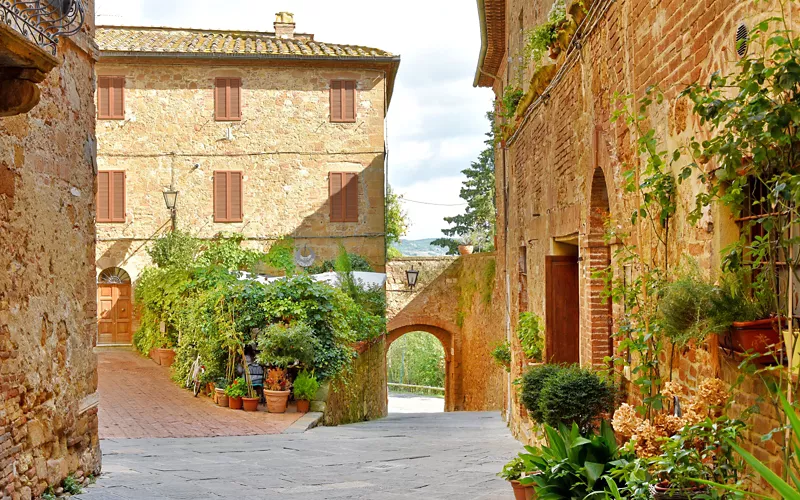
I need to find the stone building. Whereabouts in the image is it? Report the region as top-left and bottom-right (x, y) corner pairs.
(0, 1), (101, 498)
(93, 13), (399, 345)
(476, 0), (798, 475)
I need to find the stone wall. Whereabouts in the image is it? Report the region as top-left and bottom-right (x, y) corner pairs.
(485, 0), (799, 478)
(323, 338), (388, 426)
(386, 256), (504, 413)
(95, 61), (388, 285)
(0, 3), (101, 498)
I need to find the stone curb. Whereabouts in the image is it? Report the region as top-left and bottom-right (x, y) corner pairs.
(283, 412), (323, 434)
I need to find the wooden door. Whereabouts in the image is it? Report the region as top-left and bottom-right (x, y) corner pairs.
(545, 256), (580, 364)
(97, 284), (132, 345)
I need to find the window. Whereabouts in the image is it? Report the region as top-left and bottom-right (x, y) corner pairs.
(330, 80), (356, 123)
(329, 172), (358, 222)
(213, 171), (243, 222)
(97, 171), (126, 223)
(97, 76), (125, 120)
(215, 78), (241, 121)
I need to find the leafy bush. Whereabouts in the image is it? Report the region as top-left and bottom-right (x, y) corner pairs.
(255, 322), (317, 369)
(498, 456), (526, 481)
(307, 252), (374, 274)
(387, 332), (445, 388)
(517, 312), (543, 361)
(196, 233), (265, 271)
(224, 377), (247, 398)
(537, 365), (615, 432)
(520, 421), (627, 498)
(520, 364), (562, 423)
(523, 0), (566, 67)
(147, 230), (199, 268)
(499, 85), (524, 122)
(659, 264), (719, 347)
(293, 370), (320, 401)
(491, 341), (512, 371)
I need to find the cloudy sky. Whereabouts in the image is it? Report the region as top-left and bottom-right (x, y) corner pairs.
(96, 0), (494, 240)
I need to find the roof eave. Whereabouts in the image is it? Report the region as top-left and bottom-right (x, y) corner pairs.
(474, 0), (489, 88)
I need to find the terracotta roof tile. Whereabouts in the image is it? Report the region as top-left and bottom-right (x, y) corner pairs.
(96, 26), (397, 60)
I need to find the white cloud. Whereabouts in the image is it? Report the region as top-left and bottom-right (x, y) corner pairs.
(95, 0), (495, 239)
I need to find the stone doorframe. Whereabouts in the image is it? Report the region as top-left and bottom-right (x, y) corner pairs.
(386, 324), (462, 412)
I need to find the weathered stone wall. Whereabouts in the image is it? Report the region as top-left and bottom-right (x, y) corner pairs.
(95, 61), (388, 284)
(0, 4), (101, 498)
(489, 0), (798, 478)
(323, 338), (387, 426)
(386, 256), (504, 412)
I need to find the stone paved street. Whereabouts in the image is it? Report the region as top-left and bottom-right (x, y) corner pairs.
(82, 412), (520, 499)
(388, 391), (445, 413)
(98, 348), (303, 438)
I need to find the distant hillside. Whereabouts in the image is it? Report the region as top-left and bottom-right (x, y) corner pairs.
(395, 238), (450, 257)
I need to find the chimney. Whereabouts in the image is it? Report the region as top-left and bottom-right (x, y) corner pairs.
(274, 12), (296, 39)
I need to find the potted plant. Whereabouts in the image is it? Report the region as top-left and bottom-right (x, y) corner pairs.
(490, 341), (512, 372)
(225, 377), (246, 410)
(215, 380), (229, 408)
(264, 368), (291, 413)
(498, 457), (531, 500)
(292, 370), (319, 413)
(157, 346), (176, 367)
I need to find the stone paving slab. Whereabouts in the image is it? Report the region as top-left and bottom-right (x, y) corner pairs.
(97, 348), (303, 438)
(81, 412), (522, 499)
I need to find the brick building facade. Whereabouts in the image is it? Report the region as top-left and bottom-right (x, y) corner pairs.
(476, 0), (798, 478)
(92, 14), (399, 345)
(0, 1), (101, 498)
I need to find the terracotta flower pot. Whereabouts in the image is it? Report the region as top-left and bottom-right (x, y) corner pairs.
(296, 399), (310, 413)
(242, 397), (260, 412)
(458, 245), (474, 256)
(265, 390), (290, 413)
(726, 318), (783, 358)
(524, 482), (536, 500)
(510, 480), (527, 500)
(228, 396), (243, 410)
(548, 44), (561, 59)
(215, 388), (228, 408)
(157, 348), (176, 367)
(149, 349), (160, 364)
(653, 482), (707, 500)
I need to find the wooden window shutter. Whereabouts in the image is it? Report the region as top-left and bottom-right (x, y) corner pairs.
(98, 76), (124, 120)
(329, 172), (344, 222)
(214, 171), (243, 222)
(215, 78), (242, 121)
(330, 80), (356, 123)
(97, 171), (125, 222)
(344, 173), (358, 222)
(97, 172), (110, 221)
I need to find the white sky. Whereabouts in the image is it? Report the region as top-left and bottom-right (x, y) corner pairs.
(96, 0), (494, 239)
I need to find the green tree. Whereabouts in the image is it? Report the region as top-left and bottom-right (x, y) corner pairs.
(431, 112), (496, 254)
(387, 332), (445, 389)
(385, 184), (410, 259)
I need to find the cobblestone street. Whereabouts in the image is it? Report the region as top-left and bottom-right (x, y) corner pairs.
(97, 349), (304, 439)
(83, 412), (519, 499)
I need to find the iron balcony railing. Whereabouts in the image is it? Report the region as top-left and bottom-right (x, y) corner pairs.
(1, 0), (86, 56)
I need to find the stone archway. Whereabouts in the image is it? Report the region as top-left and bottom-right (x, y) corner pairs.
(582, 163), (613, 366)
(386, 324), (460, 412)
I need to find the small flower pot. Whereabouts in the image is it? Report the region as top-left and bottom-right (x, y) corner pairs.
(548, 44), (561, 59)
(215, 388), (228, 408)
(242, 397), (260, 412)
(510, 480), (527, 500)
(156, 348), (176, 367)
(265, 390), (290, 413)
(228, 396), (243, 410)
(296, 399), (310, 413)
(653, 482), (707, 500)
(724, 318), (784, 363)
(458, 245), (474, 255)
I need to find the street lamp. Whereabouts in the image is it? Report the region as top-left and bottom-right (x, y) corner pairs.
(162, 189), (178, 231)
(406, 266), (419, 291)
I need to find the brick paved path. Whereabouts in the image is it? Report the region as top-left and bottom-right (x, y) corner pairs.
(97, 348), (303, 439)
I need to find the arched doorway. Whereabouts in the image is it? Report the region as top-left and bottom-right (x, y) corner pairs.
(386, 331), (445, 413)
(387, 325), (457, 412)
(584, 166), (613, 366)
(97, 267), (133, 345)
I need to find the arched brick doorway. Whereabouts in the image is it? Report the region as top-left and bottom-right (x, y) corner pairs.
(386, 325), (460, 412)
(583, 166), (613, 366)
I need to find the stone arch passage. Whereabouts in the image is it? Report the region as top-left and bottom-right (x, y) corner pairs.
(583, 165), (613, 366)
(386, 324), (460, 412)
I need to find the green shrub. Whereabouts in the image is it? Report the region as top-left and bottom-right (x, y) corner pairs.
(498, 456), (526, 481)
(293, 370), (320, 401)
(255, 322), (317, 369)
(225, 377), (247, 398)
(517, 312), (544, 361)
(520, 364), (562, 423)
(659, 265), (719, 347)
(387, 332), (445, 388)
(147, 230), (200, 268)
(307, 252), (374, 274)
(537, 365), (615, 432)
(491, 341), (512, 371)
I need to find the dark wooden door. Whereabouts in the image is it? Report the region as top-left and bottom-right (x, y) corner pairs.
(545, 256), (580, 364)
(97, 284), (132, 345)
